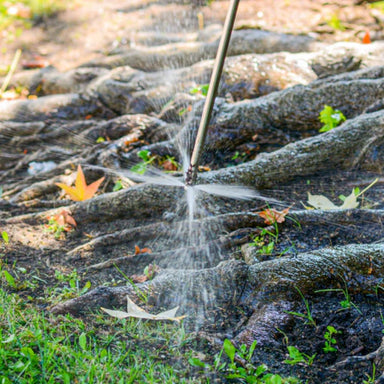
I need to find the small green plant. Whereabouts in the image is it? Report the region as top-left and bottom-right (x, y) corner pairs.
(96, 136), (106, 143)
(1, 231), (9, 244)
(45, 269), (91, 302)
(323, 326), (340, 353)
(363, 363), (376, 384)
(161, 155), (181, 172)
(285, 287), (316, 327)
(189, 84), (209, 97)
(326, 14), (346, 31)
(283, 346), (316, 366)
(143, 263), (158, 281)
(190, 339), (298, 383)
(112, 179), (123, 192)
(130, 150), (156, 175)
(316, 277), (362, 314)
(250, 226), (279, 256)
(318, 105), (346, 133)
(45, 218), (67, 239)
(339, 186), (359, 202)
(1, 269), (16, 288)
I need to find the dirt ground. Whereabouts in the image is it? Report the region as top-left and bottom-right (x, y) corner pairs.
(1, 1), (384, 383)
(1, 0), (383, 71)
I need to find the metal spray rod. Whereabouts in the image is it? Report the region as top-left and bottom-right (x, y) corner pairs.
(185, 0), (240, 186)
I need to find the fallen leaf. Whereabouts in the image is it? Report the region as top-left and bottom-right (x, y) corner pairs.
(362, 31), (371, 44)
(101, 296), (186, 322)
(6, 4), (31, 18)
(22, 58), (49, 69)
(162, 159), (178, 171)
(56, 165), (105, 201)
(47, 209), (77, 231)
(124, 137), (139, 146)
(134, 245), (152, 255)
(130, 274), (148, 283)
(307, 190), (359, 210)
(258, 208), (290, 225)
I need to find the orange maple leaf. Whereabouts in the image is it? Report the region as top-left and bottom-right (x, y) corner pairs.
(257, 208), (290, 225)
(362, 31), (371, 44)
(56, 165), (105, 201)
(134, 245), (152, 255)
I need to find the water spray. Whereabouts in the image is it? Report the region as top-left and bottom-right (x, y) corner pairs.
(185, 0), (240, 186)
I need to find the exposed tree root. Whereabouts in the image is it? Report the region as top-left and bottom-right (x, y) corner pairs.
(51, 244), (384, 349)
(80, 29), (321, 71)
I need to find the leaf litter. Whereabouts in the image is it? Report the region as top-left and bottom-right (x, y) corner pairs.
(306, 178), (378, 210)
(101, 296), (186, 323)
(56, 165), (105, 201)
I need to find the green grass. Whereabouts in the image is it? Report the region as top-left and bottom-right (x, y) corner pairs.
(0, 289), (197, 383)
(0, 0), (71, 35)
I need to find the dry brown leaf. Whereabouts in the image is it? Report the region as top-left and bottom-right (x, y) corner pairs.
(55, 165), (105, 201)
(22, 58), (49, 69)
(47, 209), (77, 232)
(161, 159), (178, 171)
(257, 208), (290, 225)
(130, 274), (148, 283)
(134, 245), (152, 255)
(307, 191), (359, 210)
(101, 296), (186, 322)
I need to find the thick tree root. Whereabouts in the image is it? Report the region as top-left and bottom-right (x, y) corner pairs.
(330, 337), (384, 383)
(80, 29), (321, 71)
(51, 244), (384, 347)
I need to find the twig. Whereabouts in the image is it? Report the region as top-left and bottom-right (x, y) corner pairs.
(0, 49), (22, 96)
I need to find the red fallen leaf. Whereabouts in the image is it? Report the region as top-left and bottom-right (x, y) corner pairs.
(162, 159), (178, 171)
(22, 58), (50, 69)
(85, 114), (93, 120)
(124, 137), (139, 146)
(362, 31), (371, 44)
(134, 245), (152, 255)
(130, 274), (148, 283)
(257, 208), (290, 225)
(47, 209), (77, 231)
(130, 263), (159, 283)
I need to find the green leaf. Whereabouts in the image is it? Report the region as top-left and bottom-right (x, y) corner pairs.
(1, 231), (8, 244)
(189, 84), (209, 96)
(79, 332), (87, 350)
(113, 180), (123, 192)
(247, 340), (258, 361)
(137, 150), (150, 162)
(319, 105), (346, 132)
(223, 339), (236, 363)
(264, 375), (283, 384)
(188, 357), (210, 368)
(2, 271), (16, 288)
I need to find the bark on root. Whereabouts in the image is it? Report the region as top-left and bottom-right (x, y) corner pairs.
(51, 244), (384, 347)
